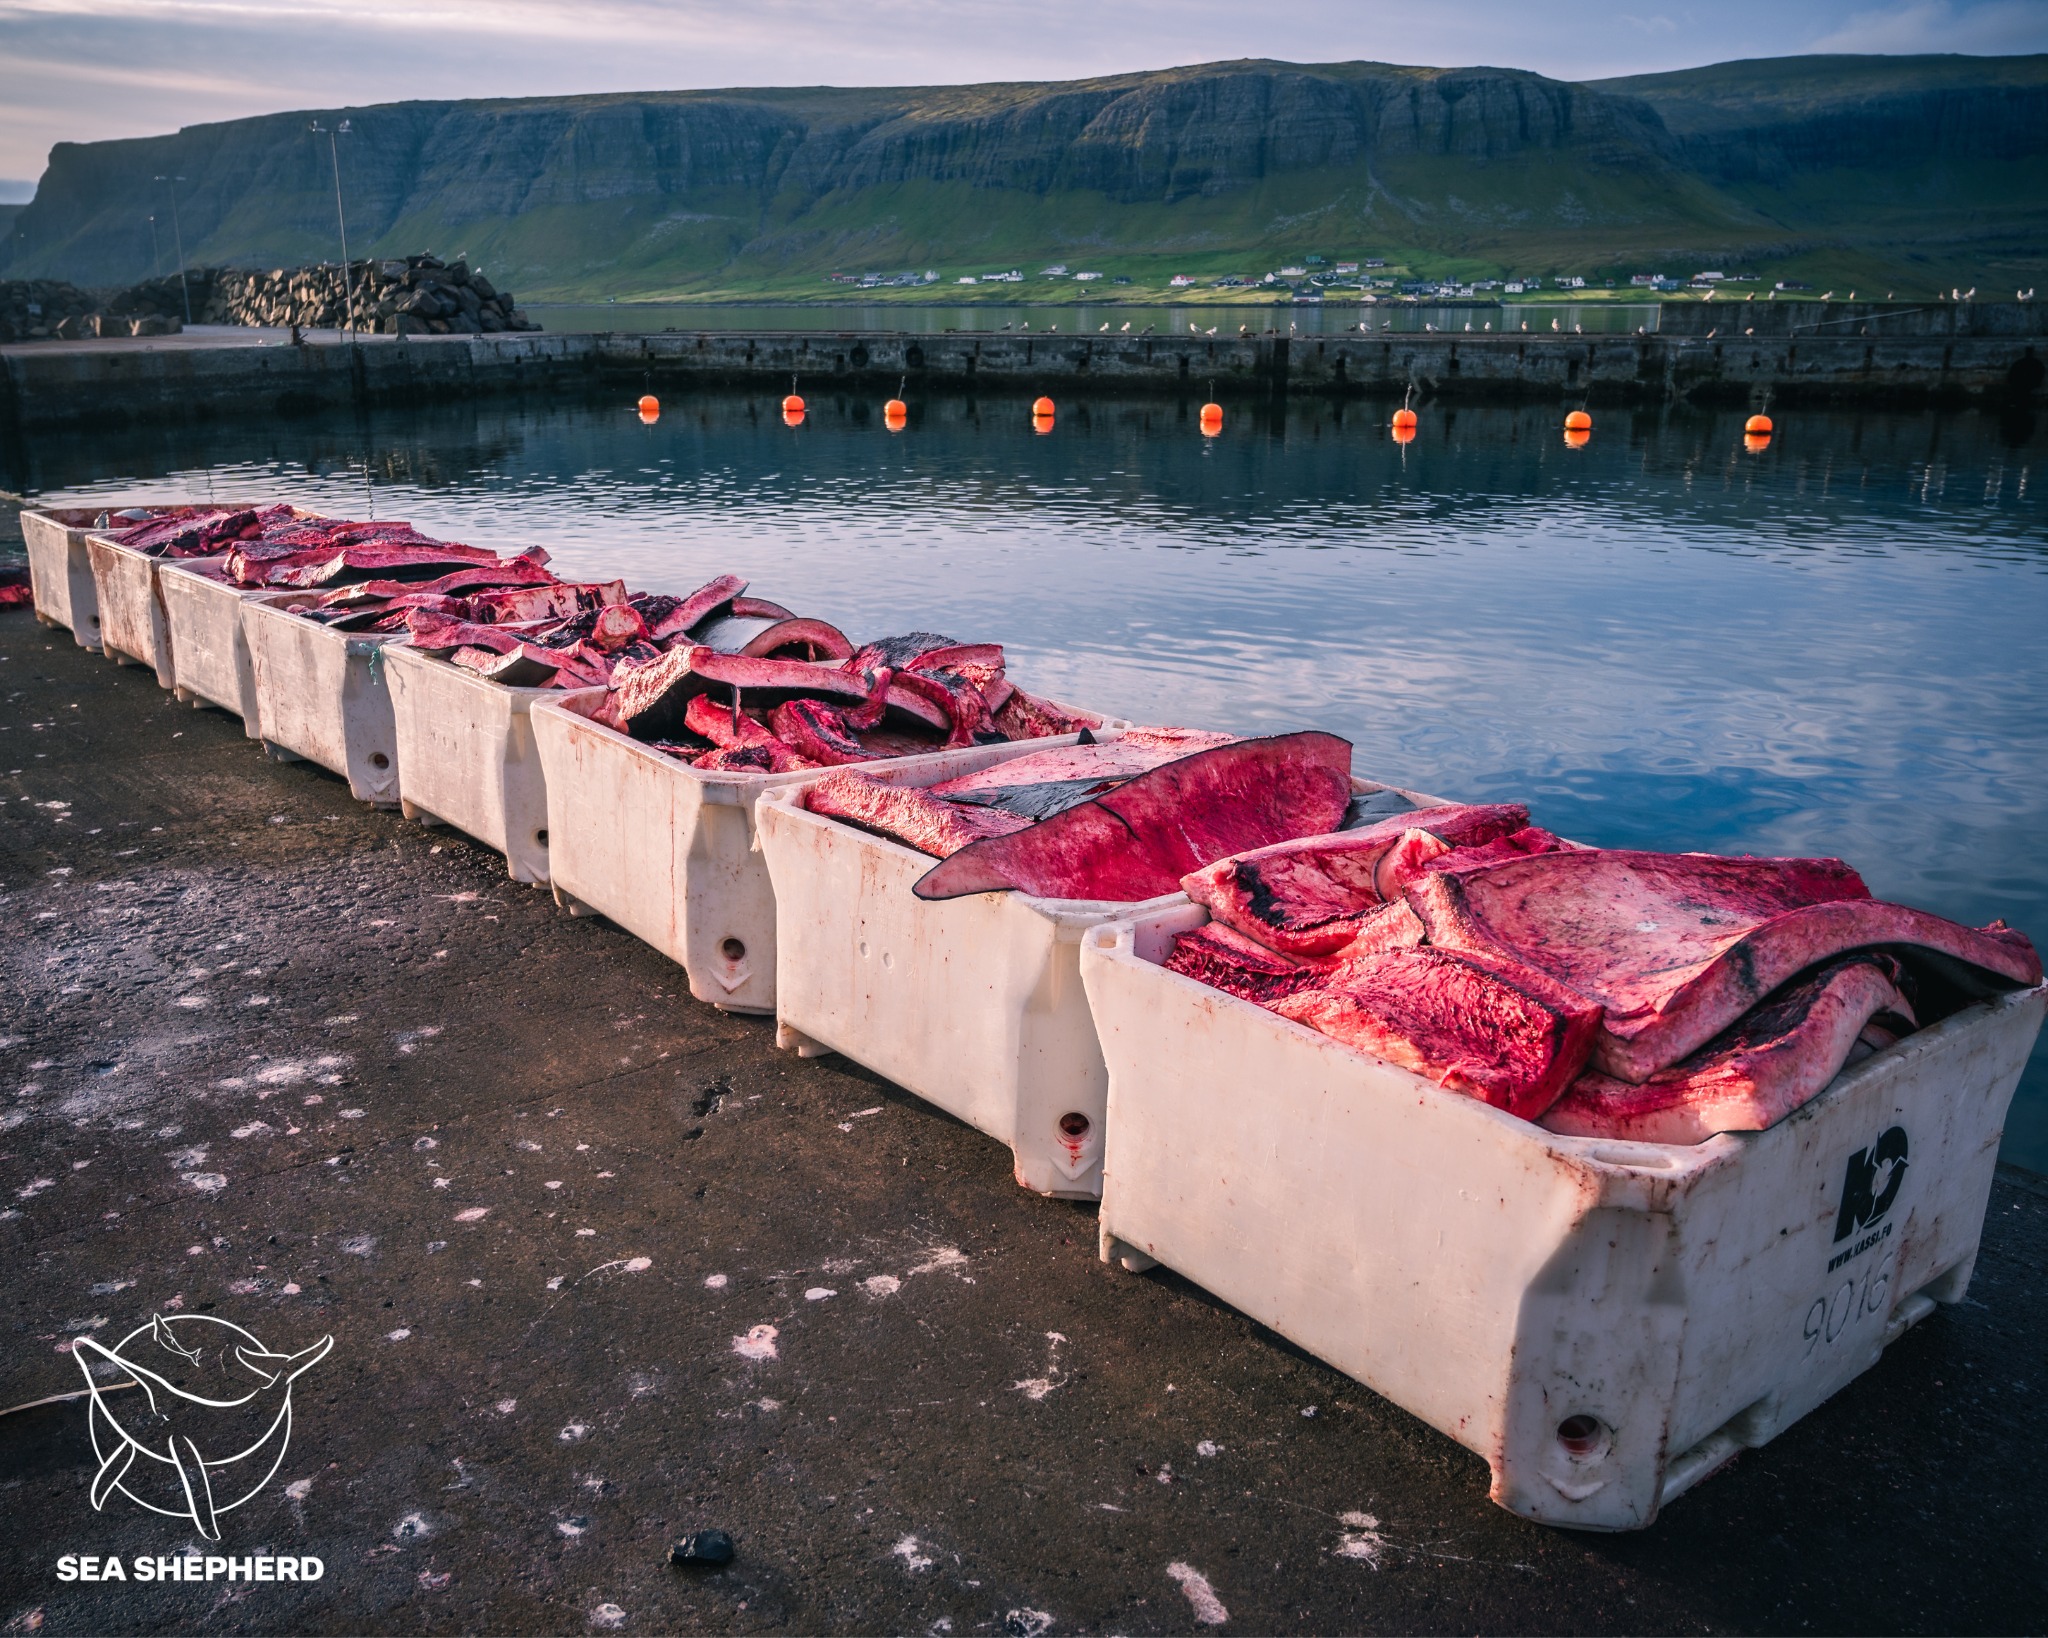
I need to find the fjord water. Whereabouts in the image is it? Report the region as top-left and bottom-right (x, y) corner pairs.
(17, 392), (2046, 1167)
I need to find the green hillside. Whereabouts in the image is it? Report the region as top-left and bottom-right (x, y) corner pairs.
(6, 54), (2044, 302)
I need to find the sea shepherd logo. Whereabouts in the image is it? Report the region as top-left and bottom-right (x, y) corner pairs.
(1830, 1125), (1909, 1270)
(71, 1314), (332, 1539)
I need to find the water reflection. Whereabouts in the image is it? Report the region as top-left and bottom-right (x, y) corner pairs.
(13, 390), (2046, 1166)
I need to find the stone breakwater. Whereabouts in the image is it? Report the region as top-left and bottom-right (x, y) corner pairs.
(0, 256), (539, 343)
(1, 318), (2041, 433)
(203, 256), (539, 335)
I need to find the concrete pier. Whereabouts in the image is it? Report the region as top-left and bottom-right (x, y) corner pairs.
(3, 603), (2047, 1630)
(3, 305), (2043, 434)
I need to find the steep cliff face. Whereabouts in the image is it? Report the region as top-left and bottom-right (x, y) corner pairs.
(1601, 53), (2048, 182)
(7, 54), (2044, 294)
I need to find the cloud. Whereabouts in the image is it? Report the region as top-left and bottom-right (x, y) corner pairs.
(1807, 0), (2048, 53)
(2, 0), (2044, 178)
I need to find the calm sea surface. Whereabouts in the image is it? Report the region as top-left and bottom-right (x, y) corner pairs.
(13, 390), (2046, 1167)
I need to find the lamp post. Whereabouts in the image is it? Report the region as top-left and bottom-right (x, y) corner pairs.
(152, 175), (191, 325)
(309, 118), (356, 339)
(147, 213), (161, 279)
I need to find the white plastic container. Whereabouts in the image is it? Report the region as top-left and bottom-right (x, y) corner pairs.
(241, 594), (401, 806)
(84, 536), (176, 687)
(753, 753), (1412, 1199)
(530, 693), (1120, 1016)
(158, 560), (268, 739)
(1080, 899), (2048, 1530)
(383, 642), (572, 884)
(20, 507), (108, 649)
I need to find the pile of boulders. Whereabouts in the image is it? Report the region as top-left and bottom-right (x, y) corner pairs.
(1, 256), (539, 342)
(1, 279), (182, 342)
(201, 256), (538, 335)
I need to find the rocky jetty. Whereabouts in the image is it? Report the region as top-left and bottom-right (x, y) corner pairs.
(1, 278), (184, 341)
(203, 255), (538, 334)
(0, 257), (538, 342)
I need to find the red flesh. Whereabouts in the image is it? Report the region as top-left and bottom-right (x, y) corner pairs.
(914, 731), (1354, 903)
(805, 770), (1033, 855)
(1164, 923), (1326, 1005)
(1180, 803), (1530, 956)
(1543, 956), (1919, 1144)
(650, 574), (746, 641)
(1274, 947), (1604, 1120)
(770, 699), (871, 766)
(1408, 849), (2040, 1081)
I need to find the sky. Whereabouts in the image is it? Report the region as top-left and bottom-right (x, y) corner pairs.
(2, 0), (2045, 188)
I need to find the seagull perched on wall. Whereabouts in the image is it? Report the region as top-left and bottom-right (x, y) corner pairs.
(1463, 321), (1471, 331)
(1382, 320), (1392, 330)
(1520, 321), (1529, 331)
(1099, 322), (1109, 332)
(1820, 290), (1833, 300)
(1707, 327), (1718, 337)
(1242, 325), (1252, 336)
(2020, 289), (2036, 302)
(1965, 287), (1976, 299)
(1425, 322), (1435, 331)
(1142, 324), (1156, 334)
(1190, 322), (1201, 334)
(999, 322), (1012, 331)
(1120, 321), (1131, 331)
(1551, 317), (1560, 331)
(1206, 326), (1218, 336)
(1574, 323), (1583, 333)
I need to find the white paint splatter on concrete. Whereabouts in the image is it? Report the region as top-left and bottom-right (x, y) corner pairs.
(387, 1328), (412, 1342)
(804, 1287), (836, 1301)
(1004, 1609), (1052, 1638)
(703, 1273), (728, 1290)
(339, 1234), (377, 1256)
(892, 1535), (934, 1573)
(732, 1324), (779, 1362)
(283, 1478), (313, 1502)
(1167, 1562), (1229, 1625)
(860, 1274), (901, 1298)
(558, 1423), (589, 1443)
(908, 1245), (969, 1277)
(453, 1207), (490, 1222)
(181, 1172), (227, 1194)
(1196, 1440), (1222, 1458)
(494, 1399), (517, 1415)
(1012, 1333), (1069, 1401)
(1335, 1511), (1386, 1568)
(589, 1604), (626, 1631)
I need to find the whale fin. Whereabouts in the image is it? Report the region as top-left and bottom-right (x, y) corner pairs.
(235, 1334), (333, 1385)
(73, 1335), (164, 1417)
(90, 1434), (138, 1511)
(152, 1313), (204, 1364)
(170, 1433), (221, 1541)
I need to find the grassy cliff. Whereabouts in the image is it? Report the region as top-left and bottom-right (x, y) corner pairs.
(6, 54), (2043, 302)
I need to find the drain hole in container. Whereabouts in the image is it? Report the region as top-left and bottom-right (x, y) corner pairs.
(369, 752), (390, 769)
(536, 829), (549, 848)
(720, 937), (746, 962)
(1556, 1415), (1606, 1458)
(1058, 1112), (1091, 1140)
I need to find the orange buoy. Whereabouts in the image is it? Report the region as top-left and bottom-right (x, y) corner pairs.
(885, 398), (908, 420)
(783, 393), (805, 414)
(637, 394), (659, 416)
(1744, 431), (1771, 452)
(1199, 401), (1224, 433)
(1564, 427), (1592, 449)
(1032, 395), (1055, 418)
(1391, 407), (1418, 431)
(1564, 409), (1592, 432)
(1392, 423), (1417, 446)
(783, 406), (805, 427)
(1745, 412), (1774, 435)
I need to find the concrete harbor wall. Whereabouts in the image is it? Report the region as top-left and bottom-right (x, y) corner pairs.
(4, 311), (2043, 433)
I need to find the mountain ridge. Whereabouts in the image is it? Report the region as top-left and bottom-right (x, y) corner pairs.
(6, 54), (2044, 299)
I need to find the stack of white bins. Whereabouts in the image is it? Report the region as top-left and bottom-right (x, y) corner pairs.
(1075, 900), (2046, 1528)
(753, 749), (1432, 1200)
(241, 593), (403, 807)
(21, 505), (120, 650)
(384, 643), (582, 884)
(532, 691), (1127, 1018)
(17, 500), (2044, 1533)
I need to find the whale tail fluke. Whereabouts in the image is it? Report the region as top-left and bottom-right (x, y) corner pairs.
(153, 1312), (203, 1364)
(235, 1334), (333, 1385)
